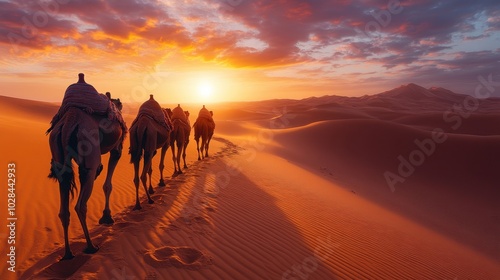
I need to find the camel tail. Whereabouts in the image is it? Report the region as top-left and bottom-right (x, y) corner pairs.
(48, 161), (77, 199)
(202, 123), (209, 143)
(195, 121), (208, 142)
(170, 120), (179, 144)
(130, 122), (146, 163)
(48, 120), (78, 199)
(194, 121), (201, 141)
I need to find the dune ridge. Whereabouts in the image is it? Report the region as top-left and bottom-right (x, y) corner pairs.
(1, 82), (499, 279)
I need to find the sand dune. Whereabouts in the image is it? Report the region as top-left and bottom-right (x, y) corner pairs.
(271, 119), (500, 259)
(393, 113), (500, 135)
(1, 83), (499, 279)
(0, 96), (59, 120)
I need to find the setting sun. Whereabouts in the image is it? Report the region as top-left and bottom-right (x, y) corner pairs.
(197, 82), (213, 99)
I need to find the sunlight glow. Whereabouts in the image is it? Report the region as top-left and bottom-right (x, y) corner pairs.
(197, 82), (214, 100)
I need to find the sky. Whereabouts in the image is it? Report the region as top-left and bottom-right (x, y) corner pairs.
(0, 0), (499, 104)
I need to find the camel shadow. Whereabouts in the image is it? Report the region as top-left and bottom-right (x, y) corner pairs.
(138, 138), (339, 279)
(21, 137), (338, 279)
(20, 181), (181, 279)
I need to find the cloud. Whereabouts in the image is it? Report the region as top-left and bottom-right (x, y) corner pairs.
(0, 0), (499, 96)
(378, 49), (500, 93)
(0, 1), (187, 60)
(0, 1), (78, 50)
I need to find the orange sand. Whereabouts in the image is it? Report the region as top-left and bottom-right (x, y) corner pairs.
(0, 84), (499, 279)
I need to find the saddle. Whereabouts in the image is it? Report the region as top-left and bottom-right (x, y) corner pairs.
(171, 105), (190, 132)
(197, 107), (213, 121)
(47, 73), (126, 134)
(131, 95), (172, 130)
(195, 106), (215, 130)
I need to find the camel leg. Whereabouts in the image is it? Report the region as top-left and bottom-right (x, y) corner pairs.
(147, 165), (154, 194)
(176, 141), (183, 174)
(206, 135), (212, 157)
(133, 159), (142, 210)
(75, 164), (99, 254)
(200, 135), (206, 160)
(171, 143), (178, 176)
(58, 173), (74, 260)
(99, 148), (120, 225)
(196, 137), (201, 161)
(142, 151), (155, 204)
(50, 132), (75, 260)
(183, 139), (189, 169)
(158, 144), (168, 186)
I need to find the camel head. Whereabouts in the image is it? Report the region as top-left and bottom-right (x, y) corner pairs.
(185, 111), (190, 118)
(164, 108), (173, 118)
(112, 98), (123, 111)
(105, 91), (123, 111)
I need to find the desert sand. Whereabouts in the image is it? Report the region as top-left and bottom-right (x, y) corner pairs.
(0, 83), (499, 279)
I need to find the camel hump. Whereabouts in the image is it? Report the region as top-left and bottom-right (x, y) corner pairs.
(171, 105), (186, 120)
(198, 106), (212, 120)
(133, 97), (171, 130)
(65, 73), (98, 96)
(61, 73), (108, 112)
(48, 73), (127, 135)
(138, 97), (162, 115)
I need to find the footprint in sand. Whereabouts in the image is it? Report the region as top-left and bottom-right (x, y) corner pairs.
(192, 215), (211, 225)
(113, 221), (134, 230)
(37, 254), (91, 279)
(145, 270), (159, 280)
(173, 215), (212, 227)
(165, 223), (181, 231)
(128, 213), (147, 222)
(205, 206), (216, 212)
(150, 194), (163, 201)
(170, 178), (186, 183)
(144, 246), (212, 270)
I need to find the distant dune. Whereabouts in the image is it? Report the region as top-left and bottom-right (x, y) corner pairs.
(1, 83), (500, 279)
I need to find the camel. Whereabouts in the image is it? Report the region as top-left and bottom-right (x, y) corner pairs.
(194, 105), (215, 160)
(47, 74), (127, 260)
(129, 95), (172, 210)
(166, 105), (191, 176)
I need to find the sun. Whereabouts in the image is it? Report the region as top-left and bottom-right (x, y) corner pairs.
(197, 82), (214, 100)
